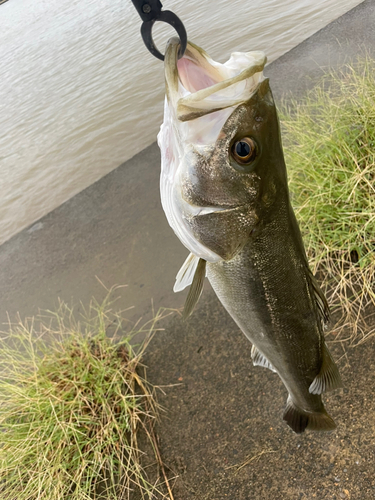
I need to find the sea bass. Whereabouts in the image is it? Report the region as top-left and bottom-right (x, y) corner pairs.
(157, 38), (342, 433)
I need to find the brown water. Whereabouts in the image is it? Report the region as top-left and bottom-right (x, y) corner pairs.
(0, 0), (362, 245)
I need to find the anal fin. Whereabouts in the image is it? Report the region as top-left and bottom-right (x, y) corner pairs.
(251, 345), (277, 373)
(182, 258), (206, 320)
(283, 396), (336, 434)
(309, 343), (343, 395)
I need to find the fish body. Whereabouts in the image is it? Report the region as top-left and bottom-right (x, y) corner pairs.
(158, 38), (342, 433)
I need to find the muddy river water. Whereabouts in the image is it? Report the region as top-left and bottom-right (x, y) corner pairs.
(0, 0), (362, 244)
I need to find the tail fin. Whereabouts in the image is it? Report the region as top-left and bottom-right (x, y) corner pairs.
(283, 396), (336, 434)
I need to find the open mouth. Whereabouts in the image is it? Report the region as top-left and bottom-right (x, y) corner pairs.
(177, 46), (226, 94)
(164, 37), (266, 121)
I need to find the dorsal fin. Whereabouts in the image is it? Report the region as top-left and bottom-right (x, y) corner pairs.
(182, 258), (207, 320)
(308, 270), (330, 326)
(309, 343), (343, 395)
(251, 345), (277, 373)
(174, 253), (200, 293)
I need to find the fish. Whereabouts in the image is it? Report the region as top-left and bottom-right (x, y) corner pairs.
(157, 38), (342, 434)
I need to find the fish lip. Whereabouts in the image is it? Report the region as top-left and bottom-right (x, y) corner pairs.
(164, 37), (222, 98)
(164, 37), (181, 101)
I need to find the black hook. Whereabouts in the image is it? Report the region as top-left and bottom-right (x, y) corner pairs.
(131, 0), (187, 61)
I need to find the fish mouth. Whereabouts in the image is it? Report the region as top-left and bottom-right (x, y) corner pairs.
(190, 205), (227, 216)
(187, 203), (246, 217)
(164, 37), (266, 122)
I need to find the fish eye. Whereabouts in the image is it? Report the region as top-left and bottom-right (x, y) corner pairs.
(231, 137), (257, 164)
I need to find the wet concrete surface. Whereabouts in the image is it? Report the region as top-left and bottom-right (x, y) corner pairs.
(1, 0), (375, 498)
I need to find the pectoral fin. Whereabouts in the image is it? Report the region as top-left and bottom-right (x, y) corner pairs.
(251, 345), (277, 373)
(174, 253), (201, 292)
(182, 258), (207, 320)
(309, 343), (343, 395)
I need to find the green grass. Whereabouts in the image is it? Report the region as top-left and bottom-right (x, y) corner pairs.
(281, 56), (375, 344)
(0, 293), (173, 500)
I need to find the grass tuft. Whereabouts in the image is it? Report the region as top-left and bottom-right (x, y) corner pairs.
(0, 292), (173, 499)
(281, 56), (375, 344)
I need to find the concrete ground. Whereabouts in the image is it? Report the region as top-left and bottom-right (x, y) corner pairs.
(145, 296), (375, 500)
(0, 0), (374, 498)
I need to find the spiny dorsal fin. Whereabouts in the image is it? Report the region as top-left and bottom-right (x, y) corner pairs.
(308, 270), (330, 326)
(174, 253), (200, 293)
(309, 343), (343, 395)
(251, 345), (277, 373)
(182, 258), (206, 320)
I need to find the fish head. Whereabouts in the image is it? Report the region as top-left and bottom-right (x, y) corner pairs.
(158, 38), (288, 262)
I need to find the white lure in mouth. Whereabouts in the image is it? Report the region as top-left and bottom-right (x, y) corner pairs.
(158, 38), (266, 262)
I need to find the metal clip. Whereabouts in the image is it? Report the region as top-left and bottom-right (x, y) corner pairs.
(131, 0), (187, 61)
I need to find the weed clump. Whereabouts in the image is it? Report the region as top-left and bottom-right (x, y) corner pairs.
(281, 57), (375, 344)
(0, 295), (171, 499)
